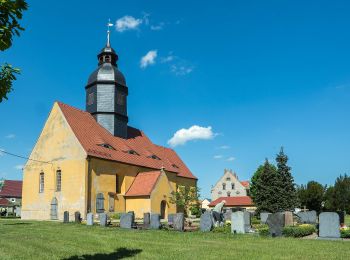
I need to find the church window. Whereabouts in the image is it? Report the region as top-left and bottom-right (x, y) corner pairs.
(88, 93), (94, 105)
(39, 172), (44, 193)
(227, 191), (231, 197)
(96, 193), (105, 213)
(222, 183), (226, 190)
(115, 175), (120, 193)
(226, 177), (231, 181)
(231, 183), (235, 190)
(56, 170), (62, 192)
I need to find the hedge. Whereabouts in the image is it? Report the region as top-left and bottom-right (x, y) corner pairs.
(341, 229), (350, 238)
(282, 224), (316, 237)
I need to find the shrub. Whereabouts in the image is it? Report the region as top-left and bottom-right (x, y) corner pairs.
(251, 217), (260, 225)
(212, 223), (231, 234)
(254, 224), (269, 236)
(341, 228), (350, 238)
(282, 224), (316, 237)
(109, 212), (122, 220)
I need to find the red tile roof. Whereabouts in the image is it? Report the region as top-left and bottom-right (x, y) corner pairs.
(125, 171), (161, 196)
(0, 198), (10, 206)
(0, 180), (22, 198)
(57, 102), (197, 180)
(208, 196), (253, 207)
(240, 181), (250, 188)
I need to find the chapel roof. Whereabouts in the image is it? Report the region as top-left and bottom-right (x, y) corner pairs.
(57, 102), (197, 180)
(125, 171), (162, 197)
(208, 196), (253, 207)
(0, 180), (22, 198)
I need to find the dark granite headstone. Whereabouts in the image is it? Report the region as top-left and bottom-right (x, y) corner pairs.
(173, 213), (184, 231)
(99, 213), (107, 227)
(297, 211), (317, 224)
(266, 212), (285, 237)
(150, 214), (161, 229)
(200, 211), (214, 232)
(120, 212), (134, 229)
(86, 213), (94, 226)
(63, 211), (69, 223)
(144, 213), (150, 229)
(223, 209), (232, 221)
(168, 214), (175, 226)
(319, 212), (340, 239)
(74, 211), (81, 223)
(337, 211), (345, 224)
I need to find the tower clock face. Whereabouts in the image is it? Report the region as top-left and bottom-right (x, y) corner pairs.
(117, 93), (125, 106)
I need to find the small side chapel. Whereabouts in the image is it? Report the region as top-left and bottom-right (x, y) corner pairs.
(21, 29), (197, 220)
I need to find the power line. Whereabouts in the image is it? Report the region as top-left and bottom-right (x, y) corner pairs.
(0, 150), (52, 165)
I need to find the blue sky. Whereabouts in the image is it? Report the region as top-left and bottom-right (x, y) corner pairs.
(1, 0), (350, 198)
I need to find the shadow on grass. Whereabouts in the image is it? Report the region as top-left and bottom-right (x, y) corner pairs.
(63, 247), (142, 260)
(3, 222), (32, 225)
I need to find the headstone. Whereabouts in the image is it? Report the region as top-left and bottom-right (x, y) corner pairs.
(297, 211), (317, 224)
(231, 211), (251, 234)
(150, 214), (161, 229)
(144, 213), (150, 229)
(173, 213), (184, 231)
(266, 212), (285, 237)
(260, 212), (271, 224)
(74, 211), (81, 223)
(99, 213), (107, 227)
(63, 211), (69, 223)
(200, 211), (214, 232)
(223, 209), (232, 221)
(120, 212), (134, 229)
(168, 214), (175, 226)
(319, 212), (340, 239)
(86, 213), (94, 226)
(284, 211), (293, 226)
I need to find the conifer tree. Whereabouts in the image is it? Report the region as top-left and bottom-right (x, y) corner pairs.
(275, 147), (297, 210)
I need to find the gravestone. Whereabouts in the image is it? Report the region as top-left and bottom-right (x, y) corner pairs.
(223, 209), (232, 221)
(168, 214), (175, 227)
(173, 213), (184, 231)
(260, 212), (271, 224)
(63, 211), (69, 223)
(74, 211), (81, 223)
(284, 211), (293, 226)
(319, 212), (340, 239)
(231, 211), (251, 234)
(99, 213), (107, 227)
(266, 212), (285, 237)
(120, 212), (134, 229)
(200, 211), (214, 232)
(144, 213), (150, 229)
(86, 213), (94, 226)
(150, 214), (161, 229)
(297, 211), (317, 224)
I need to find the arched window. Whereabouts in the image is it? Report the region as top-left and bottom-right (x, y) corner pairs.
(56, 170), (62, 191)
(96, 193), (105, 213)
(39, 172), (44, 193)
(222, 183), (226, 190)
(231, 183), (235, 190)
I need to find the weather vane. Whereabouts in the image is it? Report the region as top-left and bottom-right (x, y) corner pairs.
(106, 19), (113, 47)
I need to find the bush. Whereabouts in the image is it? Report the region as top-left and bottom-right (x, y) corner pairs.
(282, 224), (316, 237)
(253, 224), (269, 236)
(109, 212), (122, 220)
(341, 228), (350, 238)
(212, 223), (231, 234)
(251, 217), (260, 225)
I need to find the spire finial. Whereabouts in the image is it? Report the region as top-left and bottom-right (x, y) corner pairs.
(107, 19), (113, 47)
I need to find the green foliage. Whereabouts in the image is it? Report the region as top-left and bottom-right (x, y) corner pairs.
(324, 174), (350, 212)
(297, 181), (325, 213)
(254, 224), (269, 236)
(170, 185), (200, 217)
(250, 165), (265, 201)
(212, 223), (231, 234)
(109, 212), (122, 220)
(0, 0), (28, 102)
(282, 224), (316, 237)
(251, 216), (260, 225)
(340, 229), (350, 238)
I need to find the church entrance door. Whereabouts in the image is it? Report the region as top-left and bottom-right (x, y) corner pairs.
(50, 197), (58, 220)
(160, 200), (166, 219)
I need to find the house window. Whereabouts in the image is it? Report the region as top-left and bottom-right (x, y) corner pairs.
(227, 192), (231, 197)
(96, 193), (105, 213)
(226, 177), (231, 181)
(222, 183), (226, 190)
(56, 170), (62, 191)
(231, 183), (235, 190)
(115, 175), (120, 193)
(39, 172), (44, 193)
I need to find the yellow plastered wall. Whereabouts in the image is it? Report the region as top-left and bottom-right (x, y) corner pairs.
(125, 197), (151, 218)
(22, 103), (87, 220)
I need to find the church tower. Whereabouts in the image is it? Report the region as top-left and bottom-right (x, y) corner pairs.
(85, 27), (128, 138)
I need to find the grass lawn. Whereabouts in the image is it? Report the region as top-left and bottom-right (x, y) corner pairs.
(0, 219), (349, 259)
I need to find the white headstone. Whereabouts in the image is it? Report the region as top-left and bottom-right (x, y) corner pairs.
(87, 213), (94, 226)
(231, 211), (250, 234)
(319, 212), (340, 239)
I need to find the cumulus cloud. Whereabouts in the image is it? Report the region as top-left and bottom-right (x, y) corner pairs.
(14, 165), (24, 170)
(115, 15), (142, 32)
(140, 50), (158, 68)
(168, 125), (216, 147)
(151, 22), (165, 31)
(171, 64), (193, 76)
(213, 155), (223, 159)
(227, 157), (235, 161)
(5, 134), (15, 139)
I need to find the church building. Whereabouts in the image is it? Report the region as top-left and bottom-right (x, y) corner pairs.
(21, 31), (197, 220)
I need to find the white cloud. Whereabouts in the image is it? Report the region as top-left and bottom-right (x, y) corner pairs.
(227, 157), (236, 162)
(161, 55), (175, 63)
(213, 155), (223, 159)
(115, 16), (142, 32)
(168, 125), (216, 147)
(14, 165), (24, 170)
(0, 148), (4, 156)
(151, 22), (165, 31)
(5, 134), (15, 139)
(171, 64), (193, 76)
(219, 145), (230, 149)
(140, 50), (158, 68)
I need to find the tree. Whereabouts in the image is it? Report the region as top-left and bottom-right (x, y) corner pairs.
(0, 0), (28, 102)
(275, 147), (298, 210)
(250, 164), (277, 201)
(253, 159), (282, 213)
(323, 185), (336, 211)
(297, 181), (325, 213)
(330, 174), (350, 212)
(170, 185), (200, 217)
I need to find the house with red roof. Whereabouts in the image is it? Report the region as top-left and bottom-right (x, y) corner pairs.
(0, 180), (23, 216)
(21, 33), (197, 220)
(209, 169), (254, 210)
